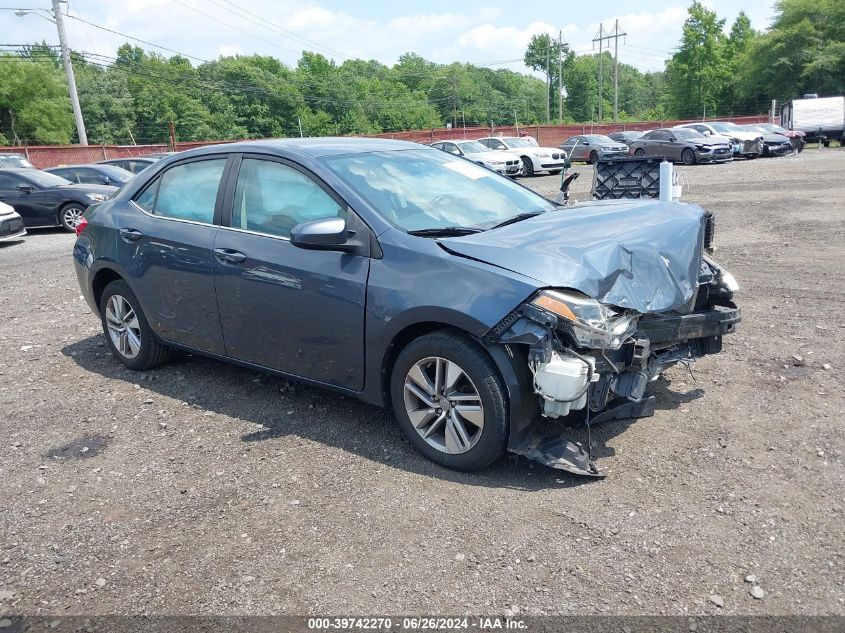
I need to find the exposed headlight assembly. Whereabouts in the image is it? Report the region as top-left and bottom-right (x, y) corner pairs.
(531, 289), (638, 349)
(85, 193), (107, 202)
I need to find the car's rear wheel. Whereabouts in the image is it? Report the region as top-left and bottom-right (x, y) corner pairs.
(519, 156), (534, 177)
(100, 280), (170, 371)
(588, 150), (599, 164)
(634, 148), (646, 157)
(681, 148), (696, 165)
(390, 331), (508, 471)
(59, 203), (86, 232)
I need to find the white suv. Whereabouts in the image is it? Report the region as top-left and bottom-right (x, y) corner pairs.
(475, 136), (568, 176)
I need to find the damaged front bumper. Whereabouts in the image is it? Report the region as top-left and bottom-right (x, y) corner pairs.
(486, 259), (741, 478)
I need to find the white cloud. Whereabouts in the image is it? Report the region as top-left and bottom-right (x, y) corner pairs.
(458, 20), (558, 51)
(388, 13), (469, 32)
(216, 44), (241, 57)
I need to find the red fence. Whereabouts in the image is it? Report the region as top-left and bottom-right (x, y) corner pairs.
(1, 115), (769, 169)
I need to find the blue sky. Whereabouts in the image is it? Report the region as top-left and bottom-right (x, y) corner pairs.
(2, 0), (777, 74)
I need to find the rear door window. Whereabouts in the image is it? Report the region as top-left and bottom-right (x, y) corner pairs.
(133, 159), (226, 224)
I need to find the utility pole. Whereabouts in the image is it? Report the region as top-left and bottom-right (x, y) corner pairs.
(613, 19), (619, 121)
(592, 20), (626, 123)
(545, 44), (550, 124)
(597, 23), (603, 122)
(52, 0), (87, 145)
(558, 30), (563, 122)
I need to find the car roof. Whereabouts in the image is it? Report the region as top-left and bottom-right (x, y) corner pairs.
(47, 163), (108, 169)
(173, 137), (425, 159)
(0, 168), (38, 175)
(99, 157), (156, 163)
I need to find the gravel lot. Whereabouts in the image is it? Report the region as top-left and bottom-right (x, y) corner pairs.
(1, 150), (843, 617)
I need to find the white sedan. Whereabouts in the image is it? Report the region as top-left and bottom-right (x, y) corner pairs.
(0, 200), (26, 242)
(430, 140), (522, 176)
(475, 136), (569, 176)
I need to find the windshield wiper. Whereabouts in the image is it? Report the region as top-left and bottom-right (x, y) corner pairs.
(407, 226), (484, 237)
(489, 211), (544, 230)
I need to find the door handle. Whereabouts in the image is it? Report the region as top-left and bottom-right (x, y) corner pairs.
(119, 228), (143, 241)
(214, 248), (247, 264)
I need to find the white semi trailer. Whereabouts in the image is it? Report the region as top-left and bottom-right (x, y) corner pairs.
(781, 95), (844, 145)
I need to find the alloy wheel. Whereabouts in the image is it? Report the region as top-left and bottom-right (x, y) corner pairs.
(403, 356), (485, 455)
(105, 294), (142, 359)
(62, 206), (85, 230)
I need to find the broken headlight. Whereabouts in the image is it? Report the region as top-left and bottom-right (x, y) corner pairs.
(531, 289), (638, 350)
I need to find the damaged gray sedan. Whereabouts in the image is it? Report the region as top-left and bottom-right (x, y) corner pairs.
(74, 138), (740, 477)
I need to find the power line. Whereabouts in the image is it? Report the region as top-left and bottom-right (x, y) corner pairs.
(63, 13), (209, 62)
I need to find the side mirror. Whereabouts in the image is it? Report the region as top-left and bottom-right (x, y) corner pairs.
(290, 217), (350, 251)
(668, 136), (676, 142)
(581, 141), (590, 145)
(101, 176), (112, 185)
(702, 130), (711, 137)
(17, 183), (33, 193)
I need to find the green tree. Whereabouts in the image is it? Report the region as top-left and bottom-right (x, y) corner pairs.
(664, 1), (727, 118)
(720, 12), (759, 114)
(0, 53), (73, 144)
(739, 0), (845, 103)
(524, 33), (573, 120)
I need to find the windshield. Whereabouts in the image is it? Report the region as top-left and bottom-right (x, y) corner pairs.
(585, 135), (615, 143)
(456, 141), (492, 154)
(23, 171), (72, 187)
(674, 128), (704, 140)
(763, 124), (788, 134)
(0, 155), (34, 168)
(501, 138), (535, 148)
(709, 123), (736, 133)
(98, 165), (133, 182)
(324, 149), (555, 233)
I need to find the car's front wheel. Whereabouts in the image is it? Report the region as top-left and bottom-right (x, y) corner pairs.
(59, 203), (86, 232)
(99, 280), (170, 370)
(519, 156), (534, 177)
(634, 148), (646, 157)
(390, 331), (508, 471)
(681, 148), (696, 165)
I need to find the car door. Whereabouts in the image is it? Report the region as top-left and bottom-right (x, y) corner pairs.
(114, 155), (229, 355)
(561, 137), (579, 160)
(50, 168), (79, 183)
(0, 172), (48, 226)
(441, 142), (462, 157)
(212, 154), (369, 390)
(75, 168), (106, 185)
(662, 130), (682, 161)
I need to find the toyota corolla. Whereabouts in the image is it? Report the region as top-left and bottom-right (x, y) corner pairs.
(73, 138), (740, 476)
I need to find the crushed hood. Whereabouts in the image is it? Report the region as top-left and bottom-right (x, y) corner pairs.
(440, 199), (707, 314)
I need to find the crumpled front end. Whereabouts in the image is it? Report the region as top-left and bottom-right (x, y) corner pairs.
(486, 256), (740, 478)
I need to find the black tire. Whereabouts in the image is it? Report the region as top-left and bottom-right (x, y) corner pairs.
(99, 280), (170, 371)
(548, 169), (562, 175)
(519, 156), (534, 177)
(681, 148), (696, 165)
(58, 203), (86, 232)
(634, 148), (646, 157)
(390, 331), (509, 472)
(588, 150), (599, 164)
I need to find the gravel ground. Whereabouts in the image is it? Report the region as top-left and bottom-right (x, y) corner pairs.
(0, 150), (843, 617)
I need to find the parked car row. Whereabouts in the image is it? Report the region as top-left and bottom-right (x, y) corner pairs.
(560, 122), (802, 166)
(0, 151), (178, 238)
(429, 136), (569, 177)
